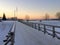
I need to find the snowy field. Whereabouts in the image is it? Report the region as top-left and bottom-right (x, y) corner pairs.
(26, 20), (60, 38)
(15, 22), (60, 45)
(0, 21), (14, 45)
(0, 20), (60, 45)
(28, 20), (60, 26)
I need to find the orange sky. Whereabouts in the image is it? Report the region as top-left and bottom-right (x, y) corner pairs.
(0, 7), (57, 20)
(0, 0), (60, 20)
(0, 9), (57, 20)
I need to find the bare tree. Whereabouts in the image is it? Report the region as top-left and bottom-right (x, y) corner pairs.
(25, 15), (30, 22)
(45, 13), (49, 20)
(56, 12), (60, 19)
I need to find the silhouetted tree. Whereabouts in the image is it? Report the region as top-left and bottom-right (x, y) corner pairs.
(56, 12), (60, 19)
(25, 15), (30, 22)
(2, 13), (6, 20)
(45, 13), (49, 20)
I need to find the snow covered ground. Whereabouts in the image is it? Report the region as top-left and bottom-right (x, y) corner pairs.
(15, 22), (60, 45)
(0, 21), (14, 45)
(28, 20), (60, 26)
(0, 21), (60, 45)
(28, 20), (60, 37)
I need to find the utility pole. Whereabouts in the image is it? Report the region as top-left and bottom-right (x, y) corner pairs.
(14, 7), (18, 20)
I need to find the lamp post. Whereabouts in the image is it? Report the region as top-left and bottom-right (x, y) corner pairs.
(14, 9), (15, 20)
(13, 7), (18, 44)
(14, 7), (18, 20)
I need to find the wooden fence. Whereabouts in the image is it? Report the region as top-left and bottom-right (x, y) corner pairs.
(22, 22), (60, 40)
(3, 23), (16, 45)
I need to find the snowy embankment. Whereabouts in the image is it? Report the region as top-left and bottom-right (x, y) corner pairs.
(28, 20), (60, 37)
(28, 20), (60, 26)
(0, 21), (60, 45)
(0, 21), (14, 45)
(15, 22), (60, 45)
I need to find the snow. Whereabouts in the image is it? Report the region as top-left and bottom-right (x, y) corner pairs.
(15, 22), (60, 45)
(0, 21), (14, 45)
(28, 20), (60, 26)
(11, 23), (16, 32)
(0, 20), (60, 45)
(28, 20), (60, 38)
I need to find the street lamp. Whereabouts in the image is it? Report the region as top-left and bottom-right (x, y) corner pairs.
(14, 7), (18, 20)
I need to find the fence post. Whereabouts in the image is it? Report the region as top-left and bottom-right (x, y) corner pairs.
(35, 24), (37, 29)
(44, 25), (46, 34)
(38, 24), (41, 31)
(10, 32), (14, 45)
(53, 26), (55, 38)
(29, 23), (31, 27)
(31, 23), (33, 28)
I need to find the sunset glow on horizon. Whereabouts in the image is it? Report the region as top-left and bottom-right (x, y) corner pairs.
(0, 0), (60, 20)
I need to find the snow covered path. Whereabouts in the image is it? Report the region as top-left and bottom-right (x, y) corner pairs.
(15, 22), (60, 45)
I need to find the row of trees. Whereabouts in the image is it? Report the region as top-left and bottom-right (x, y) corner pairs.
(1, 12), (60, 21)
(25, 12), (60, 21)
(45, 12), (60, 20)
(56, 12), (60, 19)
